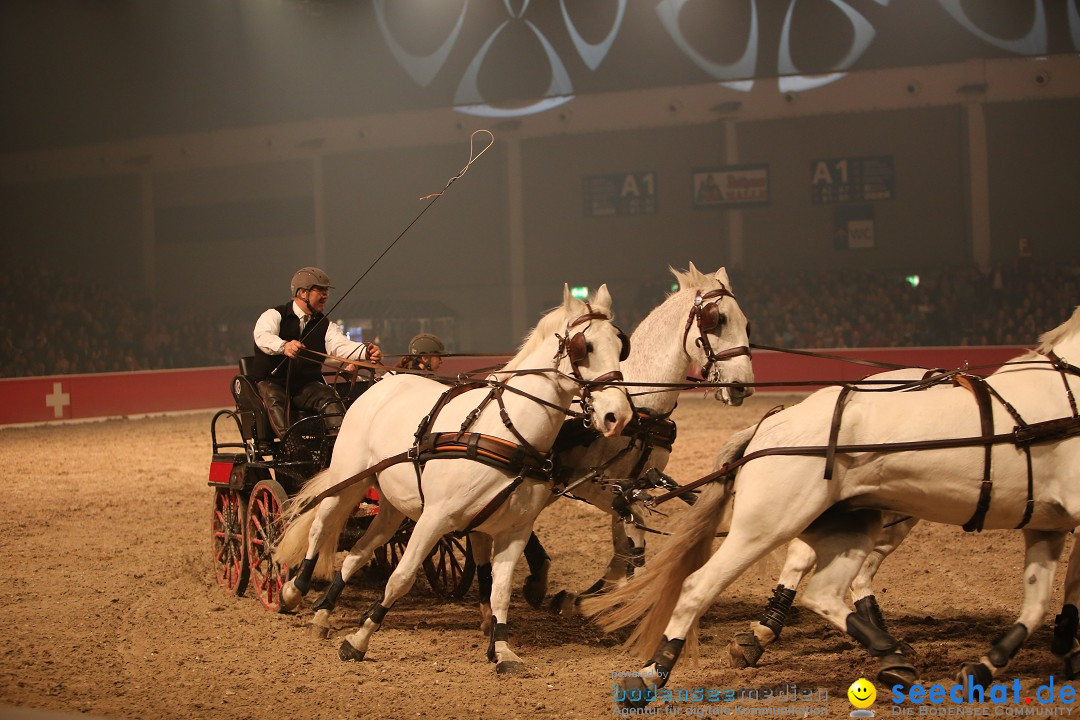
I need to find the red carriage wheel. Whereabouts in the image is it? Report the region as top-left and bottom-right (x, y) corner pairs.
(211, 488), (249, 595)
(246, 478), (291, 612)
(423, 534), (476, 599)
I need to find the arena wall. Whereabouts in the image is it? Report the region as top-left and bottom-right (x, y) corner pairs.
(0, 346), (1026, 427)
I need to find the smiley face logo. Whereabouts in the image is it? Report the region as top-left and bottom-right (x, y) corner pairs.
(848, 678), (877, 709)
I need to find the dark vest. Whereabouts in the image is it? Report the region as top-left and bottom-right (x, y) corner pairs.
(251, 302), (329, 388)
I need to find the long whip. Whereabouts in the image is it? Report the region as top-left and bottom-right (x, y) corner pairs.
(317, 129), (494, 324)
(273, 129), (495, 375)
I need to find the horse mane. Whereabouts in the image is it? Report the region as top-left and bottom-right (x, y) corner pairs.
(1037, 305), (1080, 354)
(500, 297), (589, 372)
(668, 264), (712, 295)
(626, 264), (731, 343)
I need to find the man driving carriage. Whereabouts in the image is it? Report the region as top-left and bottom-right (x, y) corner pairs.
(251, 266), (382, 438)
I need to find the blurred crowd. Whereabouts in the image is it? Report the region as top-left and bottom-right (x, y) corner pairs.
(2, 261), (1076, 379)
(624, 260), (1080, 349)
(749, 263), (1078, 348)
(0, 268), (248, 378)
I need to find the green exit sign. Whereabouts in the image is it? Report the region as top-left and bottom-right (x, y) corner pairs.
(570, 286), (590, 299)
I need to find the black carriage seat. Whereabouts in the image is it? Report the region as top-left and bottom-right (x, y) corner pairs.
(232, 356), (341, 446)
(231, 364), (276, 446)
(232, 355), (309, 445)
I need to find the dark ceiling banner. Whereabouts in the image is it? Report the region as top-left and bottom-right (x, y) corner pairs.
(1, 0), (1077, 151)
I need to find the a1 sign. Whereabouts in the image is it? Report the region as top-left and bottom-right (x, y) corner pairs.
(583, 171), (657, 217)
(811, 156), (894, 204)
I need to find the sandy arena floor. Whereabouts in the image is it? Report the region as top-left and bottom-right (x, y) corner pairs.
(1, 392), (1076, 719)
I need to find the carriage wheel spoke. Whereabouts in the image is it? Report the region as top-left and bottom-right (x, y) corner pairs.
(244, 480), (289, 611)
(211, 489), (248, 595)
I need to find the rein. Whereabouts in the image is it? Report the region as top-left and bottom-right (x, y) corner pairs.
(647, 357), (1080, 522)
(546, 407), (678, 502)
(749, 343), (921, 371)
(648, 416), (1080, 509)
(302, 337), (1056, 397)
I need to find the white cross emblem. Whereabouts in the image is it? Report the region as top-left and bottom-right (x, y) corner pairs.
(45, 382), (70, 419)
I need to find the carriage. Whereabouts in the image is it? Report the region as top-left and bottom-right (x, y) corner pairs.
(204, 270), (753, 673)
(206, 357), (474, 611)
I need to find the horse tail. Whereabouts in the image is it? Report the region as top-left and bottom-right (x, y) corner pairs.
(275, 468), (371, 580)
(582, 426), (755, 660)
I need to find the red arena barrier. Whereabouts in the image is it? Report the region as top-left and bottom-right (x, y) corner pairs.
(0, 367), (236, 426)
(0, 345), (1028, 427)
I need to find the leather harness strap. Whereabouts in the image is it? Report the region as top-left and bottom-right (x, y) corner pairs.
(297, 307), (626, 530)
(681, 286), (751, 381)
(546, 408), (678, 495)
(454, 475), (526, 537)
(627, 410), (678, 482)
(824, 386), (855, 481)
(648, 360), (1080, 513)
(415, 431), (552, 481)
(1048, 350), (1080, 418)
(297, 450), (413, 515)
(979, 381), (1037, 529)
(954, 374), (997, 532)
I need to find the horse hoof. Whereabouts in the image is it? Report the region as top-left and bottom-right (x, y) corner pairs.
(338, 640), (366, 663)
(1053, 606), (1079, 656)
(523, 575), (547, 610)
(1065, 652), (1080, 681)
(278, 582), (302, 613)
(729, 632), (764, 668)
(1053, 635), (1076, 657)
(549, 590), (575, 616)
(496, 660), (526, 675)
(956, 661), (992, 687)
(308, 609), (332, 638)
(877, 653), (918, 690)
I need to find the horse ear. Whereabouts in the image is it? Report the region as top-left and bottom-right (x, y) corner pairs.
(593, 283), (612, 312)
(714, 267), (732, 287)
(669, 266), (686, 292)
(687, 261), (701, 281)
(562, 283), (573, 309)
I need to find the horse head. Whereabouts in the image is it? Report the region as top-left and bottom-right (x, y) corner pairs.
(556, 283), (633, 438)
(675, 262), (754, 406)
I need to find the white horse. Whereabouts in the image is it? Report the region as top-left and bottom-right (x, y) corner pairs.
(587, 307), (1080, 708)
(275, 285), (634, 673)
(730, 368), (946, 669)
(732, 367), (1080, 679)
(470, 264), (754, 626)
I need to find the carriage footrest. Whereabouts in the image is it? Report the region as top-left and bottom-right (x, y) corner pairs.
(209, 453), (246, 489)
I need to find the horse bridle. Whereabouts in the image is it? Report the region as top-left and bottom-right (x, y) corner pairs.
(682, 285), (752, 380)
(555, 305), (631, 427)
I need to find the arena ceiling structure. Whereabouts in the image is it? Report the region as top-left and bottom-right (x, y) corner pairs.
(1, 0), (1078, 154)
(1, 0), (1078, 345)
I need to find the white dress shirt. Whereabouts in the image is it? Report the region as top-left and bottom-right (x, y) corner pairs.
(254, 300), (370, 362)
